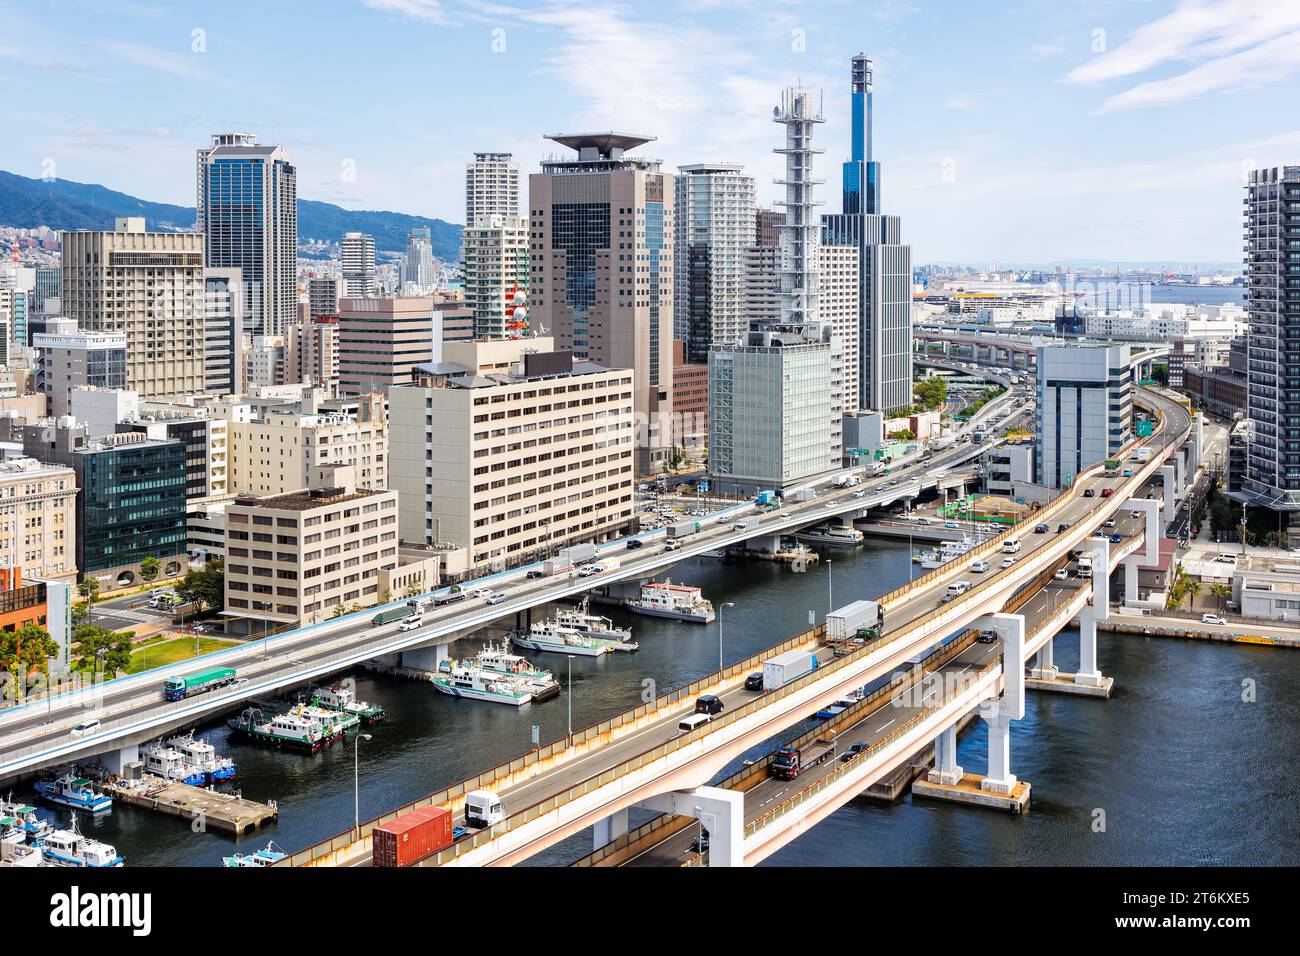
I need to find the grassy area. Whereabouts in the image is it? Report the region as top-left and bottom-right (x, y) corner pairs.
(127, 636), (240, 675)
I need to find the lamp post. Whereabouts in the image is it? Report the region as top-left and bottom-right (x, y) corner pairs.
(718, 602), (735, 670)
(353, 732), (373, 838)
(827, 558), (833, 615)
(566, 655), (575, 742)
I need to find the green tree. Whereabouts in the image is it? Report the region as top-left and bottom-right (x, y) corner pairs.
(1209, 582), (1231, 612)
(331, 603), (347, 619)
(403, 582), (423, 600)
(175, 558), (224, 613)
(72, 625), (134, 679)
(0, 623), (59, 702)
(1182, 577), (1202, 611)
(139, 556), (160, 583)
(77, 578), (100, 627)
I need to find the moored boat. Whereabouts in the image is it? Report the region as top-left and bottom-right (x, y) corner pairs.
(625, 581), (715, 624)
(140, 741), (207, 787)
(472, 642), (561, 699)
(40, 815), (123, 867)
(792, 523), (864, 546)
(309, 684), (386, 724)
(431, 659), (533, 706)
(227, 707), (327, 752)
(556, 597), (634, 643)
(0, 796), (52, 841)
(222, 840), (287, 867)
(510, 619), (614, 656)
(34, 773), (112, 813)
(163, 731), (237, 785)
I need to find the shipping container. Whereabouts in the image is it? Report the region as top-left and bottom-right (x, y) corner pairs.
(372, 805), (454, 868)
(668, 520), (699, 539)
(826, 600), (880, 639)
(763, 649), (818, 691)
(562, 543), (598, 565)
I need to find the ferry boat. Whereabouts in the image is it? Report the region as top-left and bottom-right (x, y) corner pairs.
(792, 524), (864, 547)
(309, 684), (386, 725)
(511, 619), (614, 656)
(140, 742), (207, 787)
(472, 642), (561, 700)
(227, 707), (327, 753)
(626, 581), (716, 624)
(0, 796), (52, 841)
(164, 731), (237, 785)
(40, 815), (123, 868)
(556, 597), (635, 643)
(34, 773), (112, 813)
(222, 840), (287, 868)
(431, 659), (533, 706)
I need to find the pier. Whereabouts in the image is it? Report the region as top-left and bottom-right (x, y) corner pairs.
(104, 778), (279, 836)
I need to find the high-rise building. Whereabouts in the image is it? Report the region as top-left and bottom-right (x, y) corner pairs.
(404, 227), (435, 292)
(1035, 344), (1132, 488)
(60, 217), (205, 397)
(197, 132), (298, 337)
(822, 54), (913, 413)
(463, 216), (529, 339)
(1237, 166), (1300, 530)
(342, 232), (377, 298)
(0, 457), (77, 584)
(297, 315), (340, 386)
(307, 276), (343, 320)
(466, 152), (520, 227)
(673, 164), (755, 363)
(529, 132), (675, 474)
(34, 266), (61, 318)
(203, 268), (244, 396)
(755, 208), (783, 248)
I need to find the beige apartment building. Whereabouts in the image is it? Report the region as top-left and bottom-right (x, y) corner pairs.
(463, 216), (529, 339)
(0, 457), (77, 584)
(61, 217), (207, 397)
(389, 338), (636, 569)
(223, 466), (399, 629)
(227, 391), (387, 496)
(819, 242), (861, 416)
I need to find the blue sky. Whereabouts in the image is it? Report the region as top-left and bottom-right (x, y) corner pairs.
(2, 0), (1297, 264)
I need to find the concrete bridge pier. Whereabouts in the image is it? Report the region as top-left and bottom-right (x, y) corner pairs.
(98, 743), (139, 776)
(401, 642), (449, 672)
(638, 786), (744, 866)
(1160, 465), (1178, 525)
(592, 807), (628, 851)
(927, 724), (963, 786)
(748, 533), (783, 553)
(1029, 636), (1058, 680)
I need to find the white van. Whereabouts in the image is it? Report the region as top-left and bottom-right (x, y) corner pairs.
(1002, 538), (1021, 555)
(677, 713), (714, 735)
(465, 789), (504, 829)
(944, 581), (971, 602)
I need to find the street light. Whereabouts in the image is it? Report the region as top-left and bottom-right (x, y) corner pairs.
(827, 558), (833, 614)
(718, 602), (735, 670)
(353, 732), (373, 838)
(566, 655), (575, 741)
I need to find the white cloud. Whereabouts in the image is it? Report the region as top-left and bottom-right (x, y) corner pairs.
(362, 0), (451, 25)
(1065, 0), (1300, 111)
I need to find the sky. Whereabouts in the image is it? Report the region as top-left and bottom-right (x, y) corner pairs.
(2, 0), (1298, 265)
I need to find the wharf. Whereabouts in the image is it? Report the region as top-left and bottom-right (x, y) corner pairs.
(104, 778), (278, 835)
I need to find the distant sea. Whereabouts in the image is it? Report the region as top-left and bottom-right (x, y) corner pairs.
(1071, 282), (1244, 309)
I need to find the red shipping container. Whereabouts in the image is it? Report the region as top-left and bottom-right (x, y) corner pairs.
(373, 806), (453, 868)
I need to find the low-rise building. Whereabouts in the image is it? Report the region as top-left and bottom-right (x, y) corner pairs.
(0, 457), (77, 584)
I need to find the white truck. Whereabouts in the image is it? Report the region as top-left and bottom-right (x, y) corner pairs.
(790, 487), (818, 503)
(763, 649), (819, 691)
(733, 516), (760, 532)
(562, 543), (598, 565)
(826, 600), (881, 640)
(832, 473), (862, 489)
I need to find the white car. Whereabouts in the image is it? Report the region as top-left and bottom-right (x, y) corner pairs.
(1104, 518), (1117, 529)
(399, 615), (424, 631)
(486, 593), (506, 605)
(1201, 613), (1227, 626)
(1130, 510), (1142, 519)
(473, 588), (493, 599)
(71, 718), (101, 737)
(852, 490), (866, 498)
(970, 559), (990, 573)
(715, 516), (729, 525)
(1053, 568), (1069, 580)
(1001, 557), (1016, 569)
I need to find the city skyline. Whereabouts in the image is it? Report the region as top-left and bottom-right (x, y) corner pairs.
(1, 0), (1296, 263)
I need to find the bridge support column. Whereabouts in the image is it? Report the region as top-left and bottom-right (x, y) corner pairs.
(1076, 605), (1105, 688)
(1030, 637), (1057, 679)
(982, 712), (1017, 794)
(592, 807), (628, 851)
(637, 786), (744, 866)
(400, 642), (449, 673)
(928, 724), (963, 786)
(1124, 558), (1140, 603)
(1160, 465), (1177, 525)
(98, 743), (138, 776)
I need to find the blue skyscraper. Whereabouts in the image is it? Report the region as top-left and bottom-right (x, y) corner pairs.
(823, 53), (913, 413)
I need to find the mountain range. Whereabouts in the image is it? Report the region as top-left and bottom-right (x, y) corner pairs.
(0, 170), (462, 260)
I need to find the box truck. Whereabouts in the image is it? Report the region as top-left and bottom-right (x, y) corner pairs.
(763, 649), (819, 691)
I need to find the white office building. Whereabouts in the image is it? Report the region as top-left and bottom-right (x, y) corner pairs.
(1035, 344), (1132, 488)
(465, 152), (520, 228)
(342, 232), (377, 298)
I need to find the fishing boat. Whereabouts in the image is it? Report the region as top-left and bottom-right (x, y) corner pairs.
(472, 642), (561, 700)
(41, 815), (123, 867)
(140, 741), (207, 787)
(625, 581), (716, 624)
(309, 684), (386, 725)
(222, 840), (287, 868)
(34, 773), (112, 813)
(510, 618), (614, 656)
(431, 659), (533, 706)
(792, 524), (864, 546)
(227, 707), (327, 753)
(0, 796), (52, 841)
(556, 597), (635, 643)
(288, 702), (356, 742)
(163, 731), (237, 785)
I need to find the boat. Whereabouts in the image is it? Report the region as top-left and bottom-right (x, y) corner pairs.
(472, 642), (561, 700)
(625, 581), (716, 624)
(556, 597), (634, 643)
(140, 741), (207, 787)
(308, 684), (386, 725)
(163, 731), (237, 785)
(222, 840), (287, 868)
(40, 815), (123, 868)
(227, 707), (327, 753)
(0, 839), (43, 867)
(288, 702), (357, 742)
(921, 535), (979, 569)
(792, 523), (864, 546)
(0, 796), (52, 841)
(431, 659), (533, 706)
(34, 773), (112, 813)
(510, 618), (615, 656)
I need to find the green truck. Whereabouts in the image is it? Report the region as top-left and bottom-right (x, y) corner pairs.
(163, 666), (236, 701)
(371, 606), (409, 626)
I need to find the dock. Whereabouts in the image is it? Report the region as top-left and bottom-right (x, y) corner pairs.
(104, 778), (278, 835)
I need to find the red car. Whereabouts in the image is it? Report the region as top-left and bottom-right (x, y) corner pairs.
(1101, 488), (1114, 498)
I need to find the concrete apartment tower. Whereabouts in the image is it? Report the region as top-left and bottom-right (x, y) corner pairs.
(466, 152), (521, 227)
(404, 226), (435, 291)
(823, 54), (913, 413)
(198, 132), (298, 337)
(463, 215), (529, 340)
(341, 232), (377, 298)
(529, 132), (675, 474)
(673, 163), (756, 362)
(60, 216), (206, 397)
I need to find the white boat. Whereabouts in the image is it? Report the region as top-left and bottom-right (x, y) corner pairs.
(222, 840), (287, 868)
(41, 815), (123, 868)
(0, 840), (43, 867)
(921, 535), (979, 569)
(556, 597), (634, 643)
(163, 731), (237, 785)
(0, 796), (51, 841)
(227, 708), (328, 752)
(289, 703), (357, 741)
(308, 685), (386, 724)
(511, 619), (613, 656)
(432, 659), (533, 706)
(34, 773), (112, 813)
(472, 642), (561, 699)
(626, 581), (716, 624)
(140, 742), (206, 787)
(792, 524), (864, 546)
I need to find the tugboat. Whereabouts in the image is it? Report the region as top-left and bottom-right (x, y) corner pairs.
(625, 581), (716, 624)
(40, 815), (123, 867)
(140, 741), (207, 787)
(227, 707), (327, 753)
(34, 773), (112, 813)
(164, 731), (237, 785)
(309, 684), (386, 725)
(472, 642), (561, 700)
(431, 659), (533, 706)
(222, 840), (287, 867)
(511, 618), (618, 656)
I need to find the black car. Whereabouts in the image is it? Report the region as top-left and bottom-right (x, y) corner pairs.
(1034, 523), (1049, 534)
(626, 538), (644, 550)
(695, 694), (724, 716)
(1083, 488), (1095, 498)
(744, 672), (764, 691)
(841, 741), (869, 762)
(526, 569), (545, 579)
(1056, 523), (1070, 533)
(690, 829), (710, 853)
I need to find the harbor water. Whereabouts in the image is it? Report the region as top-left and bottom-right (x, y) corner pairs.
(37, 536), (1300, 867)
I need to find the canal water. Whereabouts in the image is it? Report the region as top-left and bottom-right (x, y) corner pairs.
(44, 537), (1300, 867)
